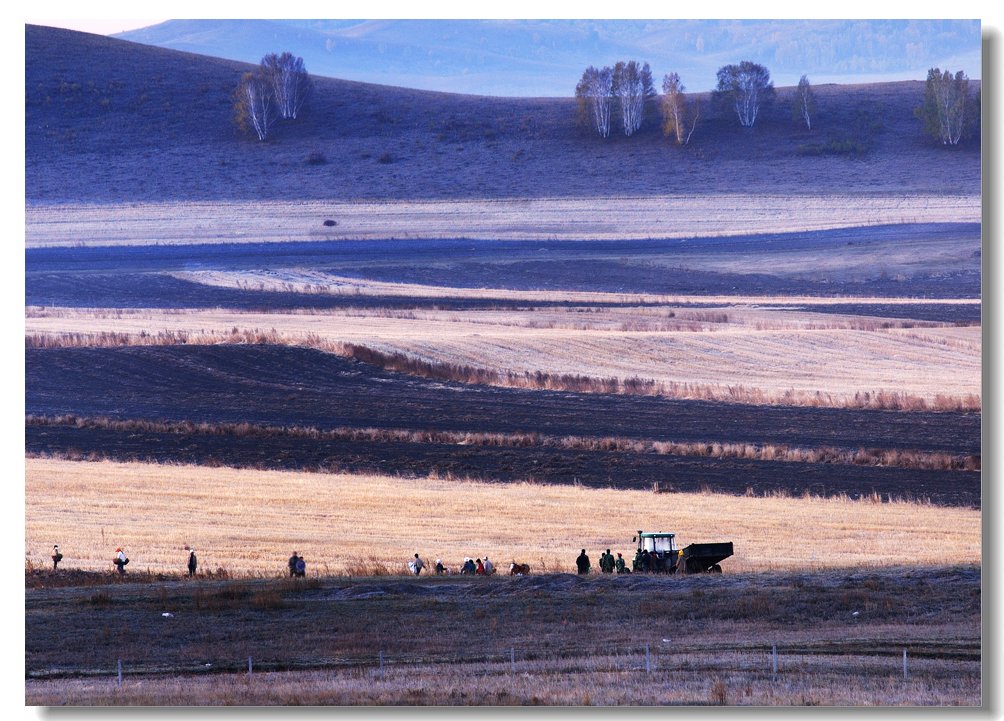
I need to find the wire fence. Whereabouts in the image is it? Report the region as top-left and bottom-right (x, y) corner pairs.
(29, 641), (975, 685)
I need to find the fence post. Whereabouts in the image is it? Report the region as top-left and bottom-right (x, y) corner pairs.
(117, 658), (122, 687)
(772, 645), (778, 677)
(903, 649), (908, 680)
(645, 643), (651, 673)
(510, 647), (515, 674)
(379, 650), (384, 681)
(248, 656), (253, 677)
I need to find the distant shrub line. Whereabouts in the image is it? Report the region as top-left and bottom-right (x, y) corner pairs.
(25, 415), (980, 473)
(24, 329), (981, 412)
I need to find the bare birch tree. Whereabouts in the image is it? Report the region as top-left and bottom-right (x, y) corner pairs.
(661, 72), (700, 145)
(613, 60), (645, 136)
(714, 61), (774, 128)
(575, 66), (614, 138)
(233, 70), (276, 141)
(261, 52), (313, 120)
(791, 74), (817, 130)
(916, 68), (976, 145)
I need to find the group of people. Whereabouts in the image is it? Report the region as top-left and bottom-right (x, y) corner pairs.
(288, 551), (307, 577)
(43, 544), (671, 579)
(407, 554), (496, 576)
(45, 544), (200, 577)
(457, 556), (494, 575)
(578, 548), (663, 574)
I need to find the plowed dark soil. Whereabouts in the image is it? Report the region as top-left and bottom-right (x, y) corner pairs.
(25, 345), (981, 506)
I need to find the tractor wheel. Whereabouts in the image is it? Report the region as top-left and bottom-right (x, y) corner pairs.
(710, 564), (722, 573)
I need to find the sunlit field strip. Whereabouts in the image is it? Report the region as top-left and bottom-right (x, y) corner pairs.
(25, 458), (981, 577)
(23, 194), (981, 246)
(24, 307), (981, 405)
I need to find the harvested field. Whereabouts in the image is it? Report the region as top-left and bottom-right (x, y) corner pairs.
(23, 197), (981, 247)
(24, 458), (980, 575)
(24, 309), (982, 408)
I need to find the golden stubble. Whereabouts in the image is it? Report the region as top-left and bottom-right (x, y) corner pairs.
(24, 304), (981, 404)
(25, 458), (981, 577)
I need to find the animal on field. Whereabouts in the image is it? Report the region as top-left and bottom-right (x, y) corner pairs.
(509, 562), (531, 576)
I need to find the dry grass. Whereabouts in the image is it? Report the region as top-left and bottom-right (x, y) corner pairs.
(24, 305), (982, 409)
(24, 458), (981, 577)
(25, 655), (981, 706)
(23, 195), (981, 247)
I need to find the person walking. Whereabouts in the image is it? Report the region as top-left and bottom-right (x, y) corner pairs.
(288, 551), (299, 578)
(410, 553), (426, 576)
(187, 548), (198, 577)
(576, 549), (591, 575)
(113, 548), (129, 575)
(51, 545), (63, 570)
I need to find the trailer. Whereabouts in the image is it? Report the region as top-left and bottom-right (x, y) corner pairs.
(633, 531), (734, 574)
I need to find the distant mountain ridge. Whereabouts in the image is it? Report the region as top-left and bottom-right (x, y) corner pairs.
(116, 19), (982, 97)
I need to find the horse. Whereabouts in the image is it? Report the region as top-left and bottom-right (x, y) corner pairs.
(509, 562), (530, 576)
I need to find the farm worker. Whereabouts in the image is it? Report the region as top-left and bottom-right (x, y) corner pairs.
(288, 552), (299, 577)
(462, 558), (476, 575)
(114, 548), (129, 574)
(435, 559), (445, 575)
(632, 549), (643, 572)
(411, 553), (426, 575)
(483, 556), (494, 575)
(640, 549), (652, 573)
(576, 549), (591, 575)
(615, 553), (628, 574)
(476, 558), (485, 575)
(187, 549), (197, 577)
(51, 544), (63, 570)
(296, 556), (306, 577)
(599, 549), (615, 573)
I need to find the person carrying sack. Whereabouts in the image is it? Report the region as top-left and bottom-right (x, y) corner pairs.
(114, 548), (129, 574)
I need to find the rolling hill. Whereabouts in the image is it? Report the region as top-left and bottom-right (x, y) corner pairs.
(114, 19), (983, 97)
(26, 24), (980, 204)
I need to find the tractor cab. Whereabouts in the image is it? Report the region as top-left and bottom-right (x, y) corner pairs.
(633, 531), (679, 573)
(633, 530), (734, 574)
(635, 531), (676, 554)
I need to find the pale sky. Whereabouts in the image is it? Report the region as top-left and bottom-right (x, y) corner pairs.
(25, 19), (166, 35)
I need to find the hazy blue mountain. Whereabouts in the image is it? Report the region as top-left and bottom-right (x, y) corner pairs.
(116, 19), (981, 96)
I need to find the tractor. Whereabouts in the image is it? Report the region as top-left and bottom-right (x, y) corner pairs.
(632, 530), (733, 574)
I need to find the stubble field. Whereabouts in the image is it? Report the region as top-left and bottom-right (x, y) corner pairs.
(25, 459), (981, 705)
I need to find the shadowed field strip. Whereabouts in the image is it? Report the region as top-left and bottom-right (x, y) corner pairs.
(25, 306), (982, 406)
(24, 195), (980, 247)
(25, 458), (981, 576)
